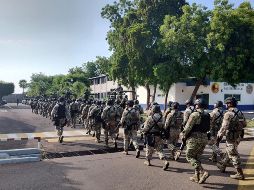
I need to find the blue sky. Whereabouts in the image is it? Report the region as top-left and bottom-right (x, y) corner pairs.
(0, 0), (252, 93)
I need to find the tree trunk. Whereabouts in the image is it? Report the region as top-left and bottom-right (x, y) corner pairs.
(190, 77), (204, 101)
(145, 84), (150, 110)
(22, 88), (24, 94)
(152, 83), (157, 102)
(164, 87), (170, 112)
(131, 86), (136, 100)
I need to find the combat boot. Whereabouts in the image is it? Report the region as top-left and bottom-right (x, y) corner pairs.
(144, 159), (151, 166)
(190, 170), (199, 183)
(230, 168), (245, 180)
(59, 136), (64, 143)
(171, 149), (176, 158)
(105, 140), (109, 148)
(114, 141), (118, 149)
(162, 161), (169, 171)
(123, 150), (128, 155)
(199, 171), (209, 184)
(174, 150), (181, 161)
(217, 162), (226, 173)
(136, 149), (140, 158)
(209, 153), (217, 162)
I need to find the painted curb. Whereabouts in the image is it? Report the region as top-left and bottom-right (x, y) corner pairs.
(0, 157), (40, 165)
(0, 148), (41, 156)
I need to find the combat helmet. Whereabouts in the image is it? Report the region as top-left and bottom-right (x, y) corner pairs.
(194, 98), (208, 109)
(214, 100), (223, 108)
(224, 97), (237, 107)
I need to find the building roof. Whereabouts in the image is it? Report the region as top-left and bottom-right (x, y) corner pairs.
(88, 74), (107, 80)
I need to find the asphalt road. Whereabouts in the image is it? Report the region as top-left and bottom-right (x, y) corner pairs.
(0, 103), (254, 190)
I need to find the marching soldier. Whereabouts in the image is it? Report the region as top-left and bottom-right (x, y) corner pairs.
(208, 101), (224, 162)
(70, 99), (79, 128)
(164, 101), (173, 120)
(216, 97), (246, 180)
(82, 101), (91, 129)
(182, 99), (195, 128)
(120, 100), (140, 157)
(142, 104), (170, 170)
(101, 99), (119, 148)
(164, 102), (183, 160)
(181, 98), (210, 184)
(51, 97), (71, 143)
(86, 100), (96, 135)
(89, 101), (103, 142)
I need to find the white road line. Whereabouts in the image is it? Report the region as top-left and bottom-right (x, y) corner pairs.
(7, 134), (19, 140)
(25, 133), (35, 140)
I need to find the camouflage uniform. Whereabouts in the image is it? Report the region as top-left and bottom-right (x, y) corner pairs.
(165, 109), (183, 157)
(51, 102), (71, 142)
(70, 101), (79, 128)
(182, 108), (210, 184)
(217, 107), (246, 179)
(87, 103), (96, 134)
(89, 105), (103, 142)
(208, 107), (224, 161)
(101, 105), (118, 147)
(120, 106), (140, 154)
(183, 105), (195, 127)
(142, 111), (169, 170)
(82, 104), (90, 129)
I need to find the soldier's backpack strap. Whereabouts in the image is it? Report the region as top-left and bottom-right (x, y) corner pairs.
(146, 114), (163, 135)
(190, 106), (195, 113)
(214, 110), (223, 123)
(151, 114), (162, 128)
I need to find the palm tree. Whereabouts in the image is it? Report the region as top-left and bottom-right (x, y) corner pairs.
(19, 79), (28, 94)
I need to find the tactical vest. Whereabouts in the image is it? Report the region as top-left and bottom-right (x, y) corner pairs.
(149, 115), (163, 136)
(125, 108), (139, 127)
(214, 109), (223, 127)
(169, 111), (183, 129)
(189, 111), (210, 135)
(94, 106), (103, 122)
(228, 109), (246, 132)
(56, 104), (66, 119)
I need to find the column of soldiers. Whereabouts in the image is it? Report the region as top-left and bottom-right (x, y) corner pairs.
(29, 95), (247, 183)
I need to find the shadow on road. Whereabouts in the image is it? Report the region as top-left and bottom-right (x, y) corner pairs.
(0, 161), (82, 190)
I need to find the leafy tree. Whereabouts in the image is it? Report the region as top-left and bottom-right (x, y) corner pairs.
(0, 81), (14, 99)
(95, 56), (112, 76)
(208, 0), (254, 84)
(160, 3), (211, 100)
(26, 73), (53, 97)
(83, 61), (100, 79)
(102, 0), (139, 99)
(102, 0), (186, 103)
(18, 79), (28, 94)
(71, 81), (87, 98)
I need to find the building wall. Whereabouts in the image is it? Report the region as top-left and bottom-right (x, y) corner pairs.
(3, 94), (25, 103)
(90, 76), (254, 110)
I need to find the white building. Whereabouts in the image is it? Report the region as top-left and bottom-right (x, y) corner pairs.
(89, 75), (254, 111)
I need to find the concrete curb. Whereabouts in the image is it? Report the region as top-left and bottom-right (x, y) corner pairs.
(0, 148), (41, 156)
(0, 148), (41, 165)
(0, 157), (40, 165)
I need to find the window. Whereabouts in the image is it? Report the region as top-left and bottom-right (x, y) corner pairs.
(224, 94), (241, 101)
(94, 78), (100, 85)
(101, 77), (107, 84)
